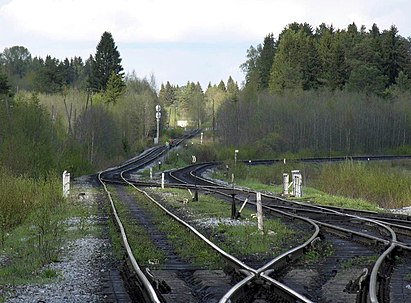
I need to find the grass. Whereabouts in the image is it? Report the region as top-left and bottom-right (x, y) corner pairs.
(146, 187), (298, 258)
(211, 160), (411, 210)
(110, 186), (222, 267)
(109, 189), (166, 265)
(301, 241), (334, 265)
(0, 176), (100, 286)
(340, 255), (378, 270)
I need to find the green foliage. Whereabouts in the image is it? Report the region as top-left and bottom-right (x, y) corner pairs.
(217, 89), (411, 154)
(340, 255), (377, 270)
(91, 31), (124, 91)
(0, 172), (67, 284)
(149, 187), (297, 258)
(243, 22), (411, 94)
(313, 160), (411, 208)
(103, 71), (125, 104)
(302, 242), (334, 265)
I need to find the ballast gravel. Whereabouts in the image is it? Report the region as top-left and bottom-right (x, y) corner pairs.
(5, 237), (108, 303)
(3, 177), (123, 303)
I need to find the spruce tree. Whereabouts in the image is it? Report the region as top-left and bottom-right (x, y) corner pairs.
(92, 31), (124, 91)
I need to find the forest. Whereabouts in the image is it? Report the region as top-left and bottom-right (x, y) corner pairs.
(0, 22), (411, 180)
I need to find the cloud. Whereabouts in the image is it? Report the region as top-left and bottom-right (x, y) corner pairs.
(0, 0), (307, 43)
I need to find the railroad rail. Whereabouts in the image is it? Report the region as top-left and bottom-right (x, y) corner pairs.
(162, 162), (411, 303)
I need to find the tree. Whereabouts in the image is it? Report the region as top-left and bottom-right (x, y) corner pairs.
(346, 64), (388, 96)
(1, 46), (31, 79)
(0, 71), (11, 95)
(91, 32), (124, 91)
(104, 71), (125, 104)
(256, 34), (276, 90)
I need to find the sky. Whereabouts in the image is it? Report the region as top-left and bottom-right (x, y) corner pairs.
(1, 0), (410, 89)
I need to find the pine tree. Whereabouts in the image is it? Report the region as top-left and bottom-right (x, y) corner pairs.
(91, 32), (124, 91)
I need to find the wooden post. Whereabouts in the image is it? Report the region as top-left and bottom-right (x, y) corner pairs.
(256, 192), (263, 232)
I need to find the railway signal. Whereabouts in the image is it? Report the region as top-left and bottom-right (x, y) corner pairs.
(155, 104), (161, 144)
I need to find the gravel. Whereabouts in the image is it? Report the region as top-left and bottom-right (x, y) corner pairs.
(3, 177), (117, 303)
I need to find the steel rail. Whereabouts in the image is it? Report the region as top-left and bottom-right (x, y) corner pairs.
(98, 169), (162, 303)
(167, 162), (405, 303)
(167, 164), (318, 303)
(120, 165), (257, 276)
(96, 130), (199, 303)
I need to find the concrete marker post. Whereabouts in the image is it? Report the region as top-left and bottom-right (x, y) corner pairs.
(283, 173), (289, 196)
(161, 173), (165, 189)
(150, 167), (153, 180)
(294, 173), (302, 198)
(291, 170), (300, 196)
(62, 170), (70, 198)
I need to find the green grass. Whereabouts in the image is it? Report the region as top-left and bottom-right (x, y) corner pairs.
(211, 160), (411, 210)
(110, 186), (221, 267)
(109, 190), (166, 265)
(340, 255), (378, 270)
(301, 241), (334, 265)
(146, 187), (298, 258)
(0, 178), (100, 286)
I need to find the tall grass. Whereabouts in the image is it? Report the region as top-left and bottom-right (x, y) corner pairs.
(0, 169), (66, 283)
(212, 160), (411, 209)
(314, 160), (411, 208)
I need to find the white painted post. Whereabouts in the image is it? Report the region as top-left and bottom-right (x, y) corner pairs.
(150, 167), (153, 180)
(62, 170), (70, 198)
(291, 170), (300, 196)
(200, 132), (204, 145)
(294, 173), (303, 198)
(256, 192), (263, 232)
(283, 173), (289, 196)
(161, 173), (165, 189)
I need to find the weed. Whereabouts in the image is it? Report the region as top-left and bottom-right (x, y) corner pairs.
(302, 242), (334, 265)
(341, 255), (378, 270)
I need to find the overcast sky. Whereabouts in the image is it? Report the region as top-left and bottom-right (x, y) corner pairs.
(1, 0), (410, 89)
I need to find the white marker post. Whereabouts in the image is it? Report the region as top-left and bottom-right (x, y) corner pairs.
(294, 173), (303, 198)
(283, 173), (289, 196)
(291, 170), (300, 196)
(161, 173), (165, 189)
(150, 167), (153, 180)
(200, 132), (204, 145)
(256, 192), (263, 232)
(62, 170), (70, 198)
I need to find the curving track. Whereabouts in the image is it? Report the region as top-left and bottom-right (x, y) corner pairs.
(165, 162), (411, 303)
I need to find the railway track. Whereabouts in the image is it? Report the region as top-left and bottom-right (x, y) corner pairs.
(163, 162), (411, 303)
(99, 136), (327, 302)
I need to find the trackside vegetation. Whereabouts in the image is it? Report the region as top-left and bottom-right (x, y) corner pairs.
(211, 160), (411, 210)
(0, 169), (95, 286)
(144, 187), (300, 260)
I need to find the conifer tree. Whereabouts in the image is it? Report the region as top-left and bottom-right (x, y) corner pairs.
(91, 32), (124, 91)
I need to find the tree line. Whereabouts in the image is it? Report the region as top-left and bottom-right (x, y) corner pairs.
(0, 31), (124, 95)
(0, 31), (157, 177)
(241, 22), (411, 95)
(215, 22), (411, 157)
